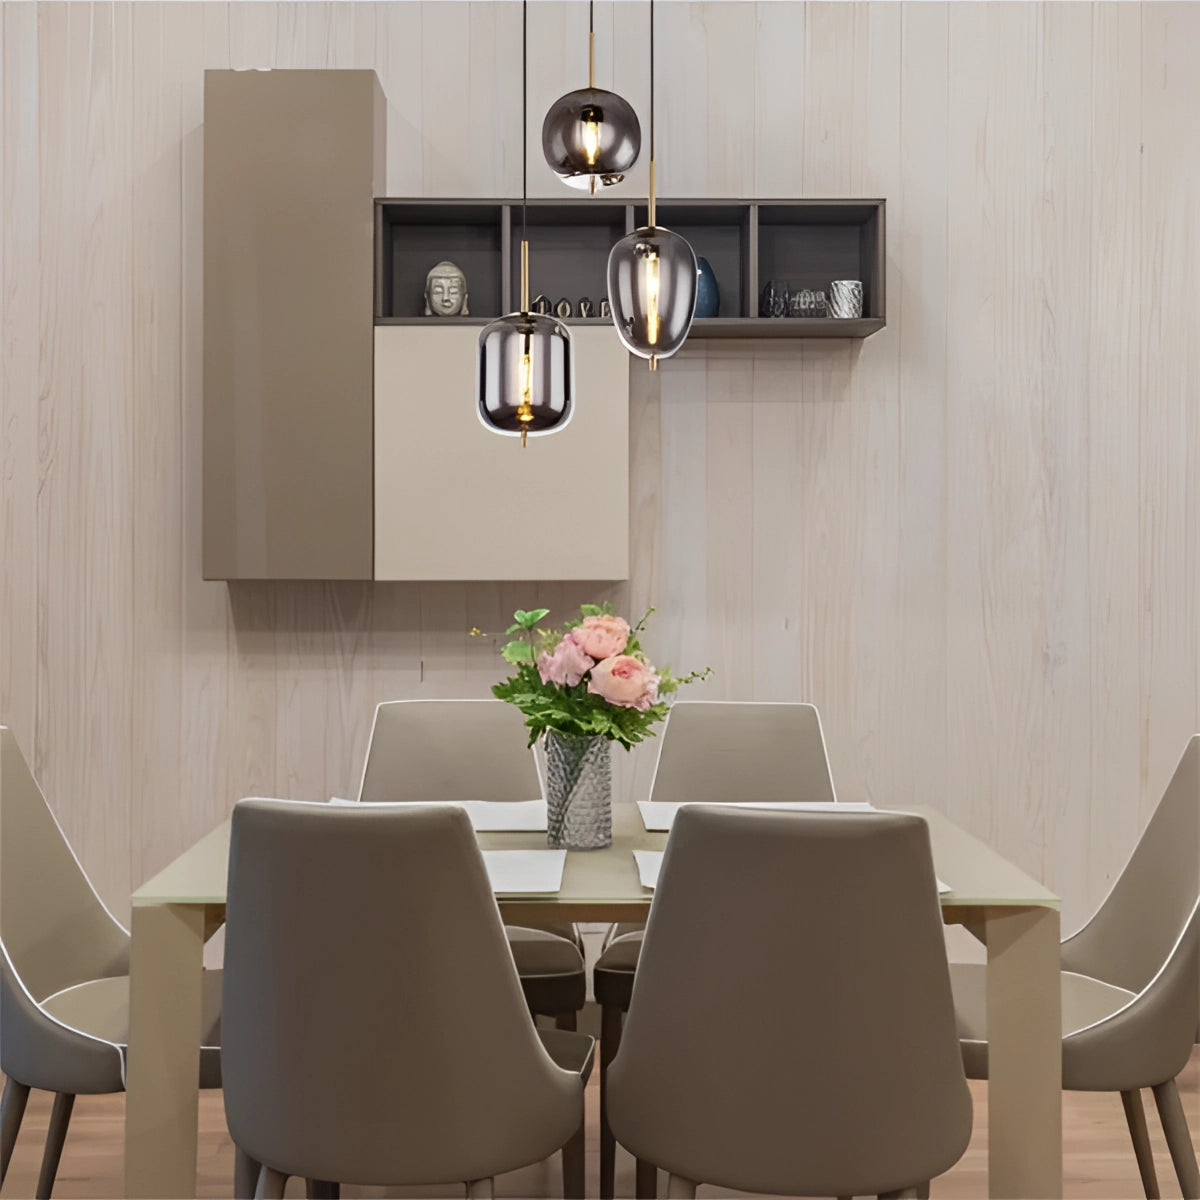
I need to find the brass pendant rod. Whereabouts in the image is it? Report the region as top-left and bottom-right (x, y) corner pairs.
(521, 240), (530, 311)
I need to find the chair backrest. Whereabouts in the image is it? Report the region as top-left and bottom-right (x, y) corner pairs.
(648, 701), (836, 805)
(357, 699), (540, 803)
(1061, 735), (1200, 994)
(221, 799), (581, 1186)
(0, 727), (128, 1001)
(607, 806), (972, 1197)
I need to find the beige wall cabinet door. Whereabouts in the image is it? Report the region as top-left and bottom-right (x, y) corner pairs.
(374, 325), (629, 581)
(203, 70), (384, 581)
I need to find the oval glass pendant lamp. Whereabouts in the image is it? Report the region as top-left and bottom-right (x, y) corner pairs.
(542, 2), (641, 194)
(478, 2), (574, 447)
(606, 0), (696, 368)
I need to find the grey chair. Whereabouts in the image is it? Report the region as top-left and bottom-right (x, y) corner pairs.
(952, 734), (1200, 1200)
(358, 699), (586, 1027)
(607, 805), (973, 1199)
(0, 727), (221, 1199)
(593, 699), (837, 1197)
(221, 798), (594, 1199)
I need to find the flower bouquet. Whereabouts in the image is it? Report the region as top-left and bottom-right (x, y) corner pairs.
(491, 603), (709, 848)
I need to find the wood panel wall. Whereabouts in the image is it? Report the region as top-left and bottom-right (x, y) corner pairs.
(2, 2), (1198, 933)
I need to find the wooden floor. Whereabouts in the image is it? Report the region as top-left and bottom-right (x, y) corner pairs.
(3, 1052), (1198, 1199)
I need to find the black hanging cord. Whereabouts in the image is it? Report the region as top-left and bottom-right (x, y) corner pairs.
(522, 0), (528, 245)
(649, 0), (655, 161)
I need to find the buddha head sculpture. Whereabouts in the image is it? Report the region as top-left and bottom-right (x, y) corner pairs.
(424, 260), (469, 317)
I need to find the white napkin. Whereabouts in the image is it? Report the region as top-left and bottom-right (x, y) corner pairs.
(481, 849), (566, 894)
(633, 849), (663, 889)
(637, 800), (875, 832)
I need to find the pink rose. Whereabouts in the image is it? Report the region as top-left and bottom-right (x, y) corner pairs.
(573, 614), (631, 660)
(588, 654), (660, 711)
(538, 635), (594, 687)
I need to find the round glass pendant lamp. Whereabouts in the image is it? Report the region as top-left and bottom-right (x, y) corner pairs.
(477, 309), (573, 443)
(542, 87), (641, 192)
(542, 3), (640, 194)
(477, 1), (573, 449)
(607, 222), (696, 363)
(605, 0), (697, 367)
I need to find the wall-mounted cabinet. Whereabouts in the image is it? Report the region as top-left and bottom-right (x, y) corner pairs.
(203, 69), (385, 581)
(375, 198), (885, 339)
(204, 70), (632, 583)
(374, 326), (629, 581)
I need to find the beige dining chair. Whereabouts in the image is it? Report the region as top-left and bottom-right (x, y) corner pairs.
(221, 798), (593, 1199)
(0, 727), (222, 1199)
(593, 699), (837, 1197)
(357, 699), (586, 1027)
(952, 734), (1200, 1200)
(607, 805), (973, 1199)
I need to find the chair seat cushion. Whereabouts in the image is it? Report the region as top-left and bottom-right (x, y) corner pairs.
(536, 1026), (596, 1084)
(595, 929), (643, 974)
(951, 962), (1135, 1080)
(506, 926), (585, 977)
(39, 970), (224, 1091)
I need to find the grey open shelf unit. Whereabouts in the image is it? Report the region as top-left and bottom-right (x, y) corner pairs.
(375, 198), (885, 339)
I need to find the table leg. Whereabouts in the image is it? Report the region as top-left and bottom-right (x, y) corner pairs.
(124, 903), (207, 1198)
(984, 907), (1062, 1198)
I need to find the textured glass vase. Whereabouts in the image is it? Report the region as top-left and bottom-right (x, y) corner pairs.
(544, 730), (612, 850)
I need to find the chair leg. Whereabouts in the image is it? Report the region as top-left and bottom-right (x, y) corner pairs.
(35, 1092), (75, 1200)
(465, 1179), (494, 1199)
(635, 1157), (657, 1198)
(306, 1182), (340, 1199)
(1, 1078), (31, 1186)
(234, 1147), (262, 1199)
(256, 1167), (288, 1199)
(664, 1176), (696, 1199)
(1122, 1089), (1161, 1199)
(562, 1121), (585, 1199)
(554, 1011), (578, 1031)
(916, 1185), (930, 1200)
(1153, 1078), (1200, 1199)
(600, 1001), (623, 1200)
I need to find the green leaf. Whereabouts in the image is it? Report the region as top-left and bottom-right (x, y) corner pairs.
(579, 604), (603, 617)
(512, 607), (549, 629)
(501, 640), (535, 664)
(505, 622), (523, 635)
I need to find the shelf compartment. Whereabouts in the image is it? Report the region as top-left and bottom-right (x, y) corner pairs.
(376, 201), (507, 320)
(509, 201), (629, 318)
(755, 201), (885, 321)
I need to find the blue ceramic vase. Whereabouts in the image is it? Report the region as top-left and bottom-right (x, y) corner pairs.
(695, 257), (720, 318)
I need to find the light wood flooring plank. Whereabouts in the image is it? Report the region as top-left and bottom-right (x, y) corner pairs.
(3, 1051), (1198, 1199)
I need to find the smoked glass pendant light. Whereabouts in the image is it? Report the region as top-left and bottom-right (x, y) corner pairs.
(541, 1), (641, 194)
(477, 1), (574, 447)
(606, 0), (696, 368)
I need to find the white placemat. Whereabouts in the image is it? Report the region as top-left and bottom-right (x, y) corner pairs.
(633, 849), (663, 890)
(636, 800), (875, 832)
(328, 797), (548, 831)
(634, 849), (951, 896)
(482, 849), (567, 895)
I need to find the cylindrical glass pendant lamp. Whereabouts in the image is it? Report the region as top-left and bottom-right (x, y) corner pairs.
(542, 86), (641, 192)
(477, 312), (574, 441)
(606, 224), (697, 363)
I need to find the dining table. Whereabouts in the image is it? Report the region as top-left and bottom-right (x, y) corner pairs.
(124, 802), (1061, 1199)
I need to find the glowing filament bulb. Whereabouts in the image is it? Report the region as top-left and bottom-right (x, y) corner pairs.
(582, 115), (601, 165)
(520, 349), (533, 412)
(517, 336), (534, 447)
(643, 248), (661, 346)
